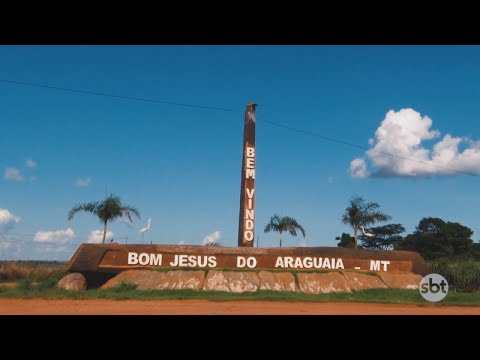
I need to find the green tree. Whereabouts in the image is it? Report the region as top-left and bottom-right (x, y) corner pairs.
(341, 195), (391, 249)
(360, 224), (405, 250)
(472, 243), (480, 260)
(336, 233), (355, 248)
(396, 217), (474, 260)
(68, 193), (141, 244)
(264, 214), (306, 247)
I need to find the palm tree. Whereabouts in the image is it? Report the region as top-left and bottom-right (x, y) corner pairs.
(68, 193), (141, 244)
(264, 214), (306, 247)
(341, 195), (391, 249)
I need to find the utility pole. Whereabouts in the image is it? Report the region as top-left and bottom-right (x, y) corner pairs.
(237, 102), (257, 247)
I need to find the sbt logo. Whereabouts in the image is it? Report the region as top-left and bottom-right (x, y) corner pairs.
(419, 273), (448, 302)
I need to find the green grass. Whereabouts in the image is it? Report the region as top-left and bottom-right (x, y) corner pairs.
(0, 284), (479, 306)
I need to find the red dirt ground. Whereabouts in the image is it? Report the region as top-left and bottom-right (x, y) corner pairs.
(1, 299), (479, 314)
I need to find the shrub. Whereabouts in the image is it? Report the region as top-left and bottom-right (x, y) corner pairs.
(38, 276), (60, 290)
(111, 281), (137, 292)
(429, 259), (480, 293)
(17, 279), (32, 292)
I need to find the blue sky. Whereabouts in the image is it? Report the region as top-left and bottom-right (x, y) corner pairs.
(1, 45), (479, 260)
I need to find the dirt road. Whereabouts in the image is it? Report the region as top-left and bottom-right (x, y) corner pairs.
(1, 298), (479, 314)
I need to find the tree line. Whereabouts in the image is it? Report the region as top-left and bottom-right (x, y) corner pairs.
(263, 195), (480, 261)
(336, 195), (480, 261)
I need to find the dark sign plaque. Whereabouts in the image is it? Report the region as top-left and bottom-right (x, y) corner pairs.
(68, 244), (429, 276)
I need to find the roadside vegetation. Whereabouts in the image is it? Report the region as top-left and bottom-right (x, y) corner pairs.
(0, 261), (67, 283)
(337, 195), (480, 293)
(429, 259), (480, 293)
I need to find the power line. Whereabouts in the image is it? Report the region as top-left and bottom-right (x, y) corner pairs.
(0, 79), (242, 113)
(1, 78), (476, 177)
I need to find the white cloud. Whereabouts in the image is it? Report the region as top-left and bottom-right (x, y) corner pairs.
(178, 240), (185, 245)
(34, 228), (75, 244)
(75, 177), (91, 187)
(350, 108), (480, 178)
(26, 159), (37, 168)
(0, 232), (74, 261)
(29, 176), (37, 183)
(88, 229), (114, 243)
(201, 230), (221, 245)
(4, 167), (23, 181)
(0, 209), (20, 232)
(349, 158), (369, 178)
